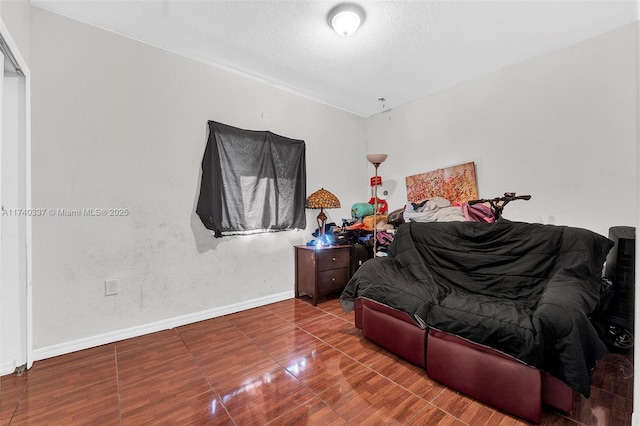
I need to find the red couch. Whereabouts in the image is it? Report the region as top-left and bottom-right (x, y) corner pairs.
(354, 298), (573, 424)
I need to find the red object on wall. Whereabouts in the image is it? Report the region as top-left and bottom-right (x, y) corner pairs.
(370, 176), (382, 186)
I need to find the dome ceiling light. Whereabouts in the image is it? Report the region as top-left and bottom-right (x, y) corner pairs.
(328, 3), (365, 37)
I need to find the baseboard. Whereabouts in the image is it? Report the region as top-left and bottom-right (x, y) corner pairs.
(1, 360), (16, 376)
(32, 291), (294, 362)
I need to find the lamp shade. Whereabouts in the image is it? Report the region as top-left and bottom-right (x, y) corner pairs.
(366, 153), (388, 166)
(306, 188), (341, 209)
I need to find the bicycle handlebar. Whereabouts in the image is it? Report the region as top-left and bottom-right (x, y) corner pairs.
(469, 192), (531, 205)
(468, 192), (531, 220)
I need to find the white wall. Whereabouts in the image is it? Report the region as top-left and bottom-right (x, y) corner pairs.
(367, 23), (638, 238)
(0, 0), (30, 65)
(29, 8), (366, 353)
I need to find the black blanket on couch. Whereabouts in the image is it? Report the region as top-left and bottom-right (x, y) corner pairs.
(340, 220), (612, 396)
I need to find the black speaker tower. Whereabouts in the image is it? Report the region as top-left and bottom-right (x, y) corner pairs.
(597, 226), (635, 352)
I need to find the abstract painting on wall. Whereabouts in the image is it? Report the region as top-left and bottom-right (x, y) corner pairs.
(406, 161), (478, 204)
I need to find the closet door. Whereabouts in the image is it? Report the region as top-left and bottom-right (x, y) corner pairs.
(0, 19), (31, 375)
(0, 48), (14, 374)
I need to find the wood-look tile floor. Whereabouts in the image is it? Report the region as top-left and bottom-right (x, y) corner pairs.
(1, 298), (634, 425)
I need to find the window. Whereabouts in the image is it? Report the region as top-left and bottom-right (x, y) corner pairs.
(196, 121), (306, 237)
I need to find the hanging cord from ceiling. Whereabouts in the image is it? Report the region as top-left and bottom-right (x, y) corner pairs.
(377, 97), (392, 120)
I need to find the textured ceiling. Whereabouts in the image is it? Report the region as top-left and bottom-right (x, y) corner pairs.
(30, 0), (638, 117)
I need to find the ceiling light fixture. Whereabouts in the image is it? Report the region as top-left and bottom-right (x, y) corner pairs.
(328, 3), (365, 37)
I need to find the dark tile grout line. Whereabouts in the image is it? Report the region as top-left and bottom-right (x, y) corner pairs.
(5, 372), (30, 425)
(113, 345), (124, 426)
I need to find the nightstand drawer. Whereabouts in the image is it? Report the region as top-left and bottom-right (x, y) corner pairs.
(294, 245), (352, 306)
(317, 249), (349, 271)
(318, 267), (349, 293)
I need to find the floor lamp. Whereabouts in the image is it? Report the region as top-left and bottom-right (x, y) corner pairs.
(366, 153), (387, 256)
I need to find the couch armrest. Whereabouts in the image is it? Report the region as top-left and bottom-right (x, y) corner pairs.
(535, 270), (601, 338)
(534, 270), (608, 396)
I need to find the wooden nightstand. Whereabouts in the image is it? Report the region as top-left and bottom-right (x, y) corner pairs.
(294, 245), (351, 306)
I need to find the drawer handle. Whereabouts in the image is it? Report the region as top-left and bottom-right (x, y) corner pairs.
(332, 278), (336, 282)
(332, 257), (336, 261)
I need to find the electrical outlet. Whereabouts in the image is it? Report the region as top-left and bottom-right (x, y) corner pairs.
(105, 279), (118, 296)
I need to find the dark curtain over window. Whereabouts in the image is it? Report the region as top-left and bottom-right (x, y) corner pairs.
(197, 121), (306, 237)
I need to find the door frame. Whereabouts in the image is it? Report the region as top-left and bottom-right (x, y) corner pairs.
(0, 16), (32, 373)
